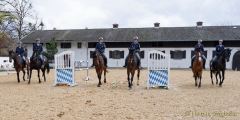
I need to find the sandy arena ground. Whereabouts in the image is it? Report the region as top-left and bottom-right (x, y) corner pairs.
(0, 69), (239, 120)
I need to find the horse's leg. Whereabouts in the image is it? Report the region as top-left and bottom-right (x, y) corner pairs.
(198, 75), (202, 88)
(17, 70), (20, 83)
(38, 69), (41, 83)
(28, 69), (32, 84)
(195, 76), (198, 87)
(27, 65), (29, 79)
(218, 71), (222, 86)
(210, 70), (214, 85)
(97, 70), (102, 87)
(104, 68), (106, 83)
(194, 73), (197, 86)
(220, 70), (225, 86)
(215, 72), (218, 85)
(42, 69), (46, 82)
(127, 71), (131, 89)
(22, 68), (25, 81)
(137, 69), (140, 86)
(131, 71), (135, 87)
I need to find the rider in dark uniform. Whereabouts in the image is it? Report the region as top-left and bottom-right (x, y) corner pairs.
(191, 39), (206, 69)
(32, 38), (44, 68)
(93, 37), (108, 67)
(123, 36), (141, 68)
(15, 41), (26, 64)
(213, 39), (225, 61)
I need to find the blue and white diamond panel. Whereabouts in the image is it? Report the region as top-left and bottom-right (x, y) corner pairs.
(149, 70), (168, 87)
(56, 69), (74, 85)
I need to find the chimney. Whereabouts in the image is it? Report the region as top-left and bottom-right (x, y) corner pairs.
(196, 21), (203, 27)
(154, 22), (160, 28)
(113, 23), (118, 29)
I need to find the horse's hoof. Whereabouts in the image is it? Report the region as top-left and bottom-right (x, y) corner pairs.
(137, 84), (139, 86)
(104, 80), (106, 83)
(97, 84), (101, 87)
(198, 86), (201, 88)
(39, 81), (41, 83)
(28, 82), (30, 84)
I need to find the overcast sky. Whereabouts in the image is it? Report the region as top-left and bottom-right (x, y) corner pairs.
(32, 0), (240, 29)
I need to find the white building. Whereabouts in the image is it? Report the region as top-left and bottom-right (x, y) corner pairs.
(21, 22), (240, 70)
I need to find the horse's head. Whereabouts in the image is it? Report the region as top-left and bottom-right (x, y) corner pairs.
(92, 50), (101, 66)
(8, 49), (15, 63)
(223, 48), (232, 62)
(128, 49), (135, 59)
(195, 51), (202, 61)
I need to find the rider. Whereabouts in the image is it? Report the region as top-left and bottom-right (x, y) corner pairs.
(32, 38), (44, 68)
(213, 39), (225, 61)
(191, 39), (206, 69)
(123, 36), (141, 68)
(92, 37), (108, 67)
(15, 41), (26, 64)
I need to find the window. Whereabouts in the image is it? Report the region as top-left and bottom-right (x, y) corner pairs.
(77, 42), (82, 48)
(170, 50), (186, 59)
(140, 51), (144, 58)
(90, 51), (95, 58)
(191, 50), (208, 58)
(61, 42), (71, 48)
(109, 50), (124, 59)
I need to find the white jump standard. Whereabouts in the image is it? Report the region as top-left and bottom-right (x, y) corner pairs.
(54, 51), (77, 86)
(147, 50), (170, 89)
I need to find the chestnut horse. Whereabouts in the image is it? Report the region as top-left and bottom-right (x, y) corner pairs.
(192, 51), (203, 88)
(92, 50), (107, 87)
(127, 49), (140, 89)
(8, 50), (29, 83)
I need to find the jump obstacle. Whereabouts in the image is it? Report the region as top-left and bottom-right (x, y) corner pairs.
(55, 50), (170, 88)
(54, 51), (90, 86)
(147, 50), (170, 89)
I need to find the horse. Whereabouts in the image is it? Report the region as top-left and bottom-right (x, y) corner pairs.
(210, 48), (232, 86)
(127, 49), (140, 89)
(92, 50), (107, 87)
(192, 51), (203, 88)
(28, 52), (50, 84)
(8, 50), (29, 83)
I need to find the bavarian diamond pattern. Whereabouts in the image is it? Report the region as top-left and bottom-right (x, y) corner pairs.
(56, 69), (74, 84)
(149, 70), (168, 86)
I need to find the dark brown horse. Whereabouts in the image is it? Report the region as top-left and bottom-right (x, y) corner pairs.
(29, 52), (50, 84)
(192, 51), (203, 88)
(210, 48), (231, 86)
(8, 50), (29, 83)
(92, 50), (107, 87)
(127, 49), (140, 89)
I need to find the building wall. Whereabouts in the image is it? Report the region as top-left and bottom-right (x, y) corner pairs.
(25, 42), (240, 69)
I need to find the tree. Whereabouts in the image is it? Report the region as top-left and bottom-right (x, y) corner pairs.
(3, 0), (42, 41)
(45, 38), (58, 61)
